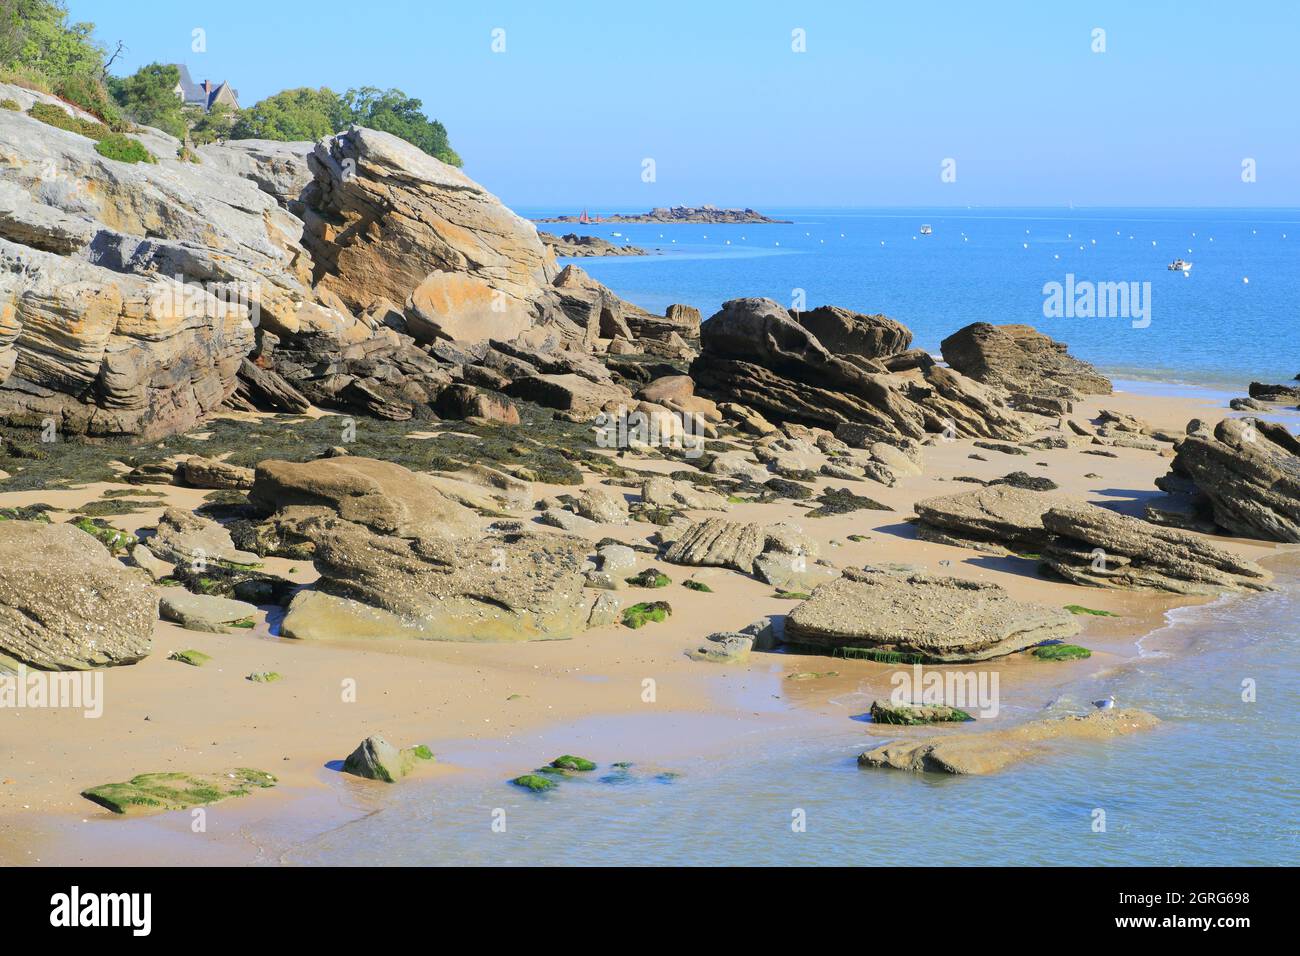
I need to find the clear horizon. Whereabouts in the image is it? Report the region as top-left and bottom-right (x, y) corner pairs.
(67, 0), (1300, 209)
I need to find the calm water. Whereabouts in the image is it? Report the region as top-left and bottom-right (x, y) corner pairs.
(523, 206), (1300, 389)
(273, 556), (1297, 866)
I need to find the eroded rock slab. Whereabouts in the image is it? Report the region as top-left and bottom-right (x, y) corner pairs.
(858, 709), (1159, 775)
(785, 567), (1080, 662)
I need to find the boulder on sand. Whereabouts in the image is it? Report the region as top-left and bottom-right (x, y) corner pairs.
(858, 709), (1159, 775)
(159, 591), (257, 633)
(342, 734), (434, 783)
(785, 566), (1080, 662)
(0, 521), (157, 670)
(1041, 504), (1272, 594)
(252, 456), (593, 642)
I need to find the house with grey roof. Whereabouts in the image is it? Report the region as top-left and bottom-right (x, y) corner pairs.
(171, 64), (241, 112)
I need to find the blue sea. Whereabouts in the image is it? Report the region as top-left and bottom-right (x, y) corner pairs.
(524, 207), (1300, 389)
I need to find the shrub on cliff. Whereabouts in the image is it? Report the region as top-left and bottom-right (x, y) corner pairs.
(94, 132), (155, 164)
(231, 84), (461, 166)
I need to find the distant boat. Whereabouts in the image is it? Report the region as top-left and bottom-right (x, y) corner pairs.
(1168, 258), (1192, 272)
(919, 224), (933, 235)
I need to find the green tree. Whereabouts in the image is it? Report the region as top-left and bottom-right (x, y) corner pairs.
(230, 84), (461, 166)
(187, 102), (234, 145)
(108, 62), (185, 139)
(229, 86), (342, 142)
(0, 0), (122, 125)
(338, 86), (460, 166)
(0, 0), (103, 79)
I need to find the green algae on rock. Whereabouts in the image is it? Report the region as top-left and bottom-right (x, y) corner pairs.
(167, 649), (210, 667)
(682, 579), (713, 592)
(1032, 643), (1093, 661)
(622, 601), (671, 629)
(869, 699), (973, 725)
(1064, 605), (1118, 616)
(81, 769), (276, 815)
(550, 754), (597, 772)
(341, 734), (435, 783)
(625, 568), (671, 588)
(511, 773), (557, 792)
(246, 671), (282, 682)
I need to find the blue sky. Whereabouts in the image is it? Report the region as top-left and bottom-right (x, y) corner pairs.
(69, 0), (1300, 209)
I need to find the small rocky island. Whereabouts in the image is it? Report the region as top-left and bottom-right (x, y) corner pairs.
(537, 205), (790, 224)
(539, 231), (652, 257)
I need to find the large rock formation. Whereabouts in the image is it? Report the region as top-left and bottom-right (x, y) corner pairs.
(0, 520), (156, 670)
(0, 98), (315, 436)
(940, 322), (1112, 397)
(689, 298), (1026, 443)
(1041, 504), (1272, 594)
(1157, 418), (1300, 542)
(250, 457), (592, 642)
(785, 567), (1079, 662)
(300, 126), (554, 331)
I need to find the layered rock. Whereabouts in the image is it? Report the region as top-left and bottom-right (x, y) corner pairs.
(785, 567), (1080, 662)
(940, 322), (1112, 397)
(0, 521), (156, 670)
(913, 485), (1072, 554)
(690, 298), (1026, 442)
(1157, 417), (1300, 542)
(1041, 504), (1272, 594)
(0, 99), (358, 437)
(301, 126), (554, 325)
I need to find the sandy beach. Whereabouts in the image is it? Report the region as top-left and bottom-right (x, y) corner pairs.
(2, 382), (1290, 866)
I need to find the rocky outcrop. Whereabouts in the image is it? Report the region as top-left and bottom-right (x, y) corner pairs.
(1157, 417), (1300, 542)
(662, 517), (819, 577)
(0, 98), (362, 437)
(940, 323), (1112, 397)
(690, 298), (1026, 443)
(539, 232), (648, 257)
(1041, 504), (1272, 594)
(859, 709), (1159, 775)
(538, 206), (789, 224)
(0, 521), (156, 670)
(301, 126), (554, 326)
(785, 567), (1080, 662)
(793, 305), (911, 359)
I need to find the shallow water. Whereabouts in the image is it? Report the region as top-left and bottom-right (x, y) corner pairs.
(274, 557), (1298, 867)
(525, 206), (1300, 390)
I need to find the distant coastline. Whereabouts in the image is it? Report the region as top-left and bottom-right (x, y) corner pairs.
(535, 205), (790, 224)
(538, 231), (654, 258)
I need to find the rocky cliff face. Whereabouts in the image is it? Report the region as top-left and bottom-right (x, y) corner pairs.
(0, 84), (346, 438)
(1, 95), (696, 439)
